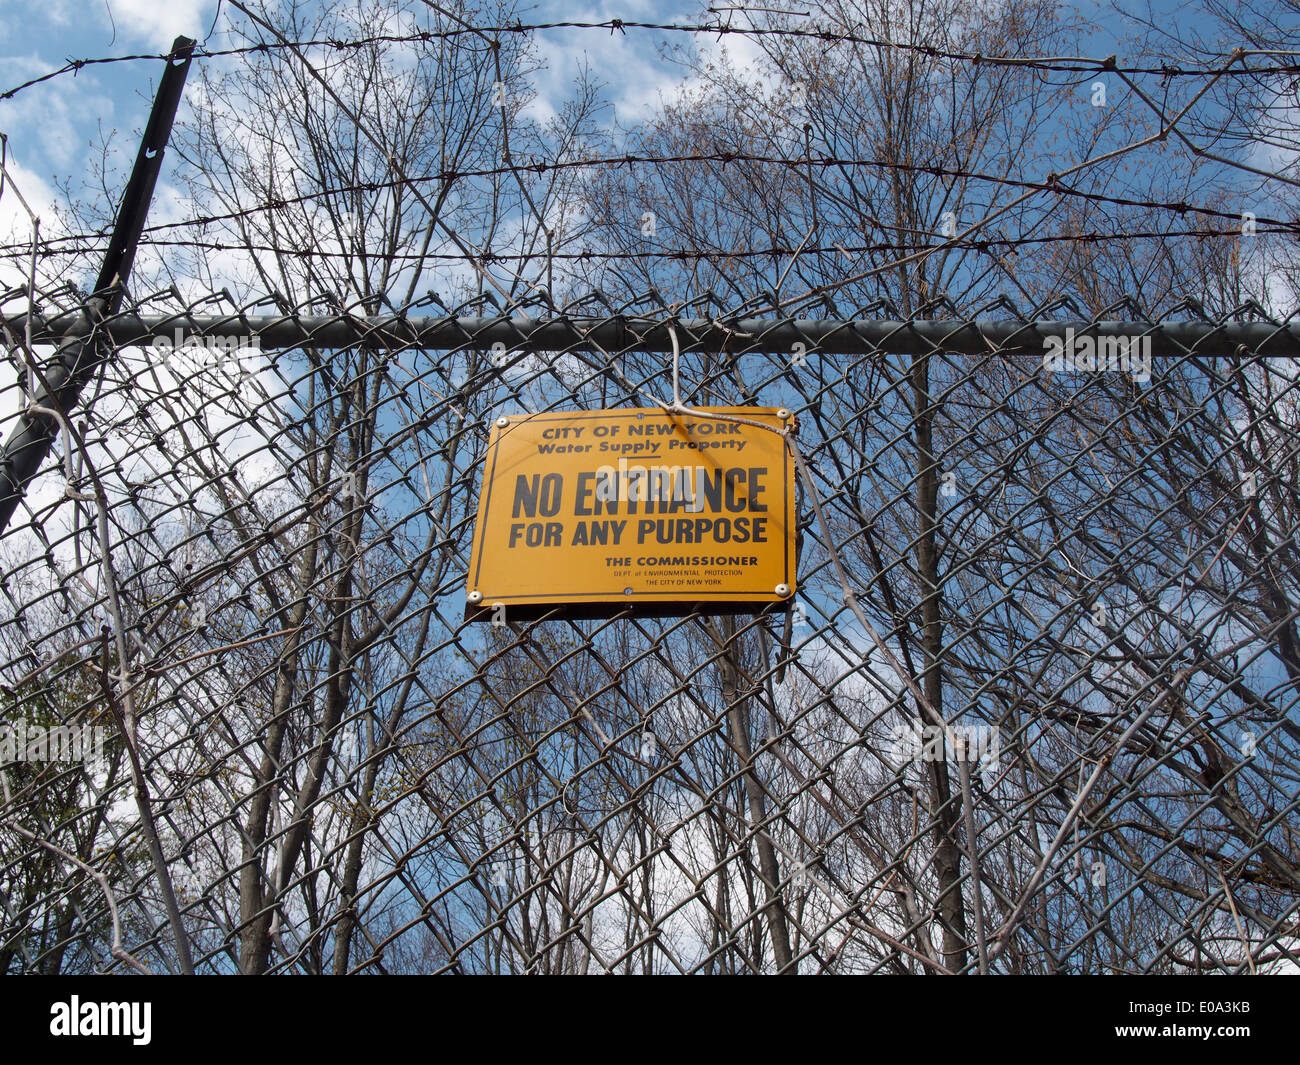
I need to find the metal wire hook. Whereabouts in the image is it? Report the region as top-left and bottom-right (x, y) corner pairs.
(669, 323), (683, 409)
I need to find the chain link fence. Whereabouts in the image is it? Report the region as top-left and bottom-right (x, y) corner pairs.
(1, 284), (1298, 973)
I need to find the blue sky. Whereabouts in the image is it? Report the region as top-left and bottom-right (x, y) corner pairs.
(0, 0), (1270, 300)
(0, 1), (698, 230)
(0, 1), (1200, 200)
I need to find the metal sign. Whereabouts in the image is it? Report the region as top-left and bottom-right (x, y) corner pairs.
(466, 407), (796, 617)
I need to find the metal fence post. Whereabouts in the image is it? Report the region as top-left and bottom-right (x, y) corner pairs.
(0, 35), (194, 535)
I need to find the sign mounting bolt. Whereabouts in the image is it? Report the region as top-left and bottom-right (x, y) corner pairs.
(777, 408), (790, 419)
(495, 416), (509, 428)
(467, 590), (483, 604)
(775, 583), (791, 597)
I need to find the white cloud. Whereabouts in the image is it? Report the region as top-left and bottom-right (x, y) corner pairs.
(0, 156), (55, 238)
(0, 155), (68, 301)
(0, 54), (120, 174)
(525, 0), (696, 127)
(102, 0), (215, 50)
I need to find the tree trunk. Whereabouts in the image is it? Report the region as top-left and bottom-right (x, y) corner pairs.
(911, 352), (968, 971)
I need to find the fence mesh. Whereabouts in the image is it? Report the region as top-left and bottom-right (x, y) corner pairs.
(1, 284), (1298, 974)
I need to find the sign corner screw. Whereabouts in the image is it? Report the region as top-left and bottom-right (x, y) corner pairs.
(495, 416), (509, 428)
(467, 590), (483, 603)
(775, 583), (791, 597)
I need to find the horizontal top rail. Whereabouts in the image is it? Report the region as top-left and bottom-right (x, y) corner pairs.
(4, 312), (1300, 355)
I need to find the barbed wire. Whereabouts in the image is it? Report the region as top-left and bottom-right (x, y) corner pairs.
(1, 150), (1291, 278)
(2, 226), (1296, 271)
(9, 20), (1300, 103)
(4, 7), (1294, 329)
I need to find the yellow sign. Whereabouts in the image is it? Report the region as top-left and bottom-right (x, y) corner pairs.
(466, 407), (796, 612)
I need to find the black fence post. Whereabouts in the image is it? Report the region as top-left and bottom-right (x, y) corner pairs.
(0, 35), (195, 535)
